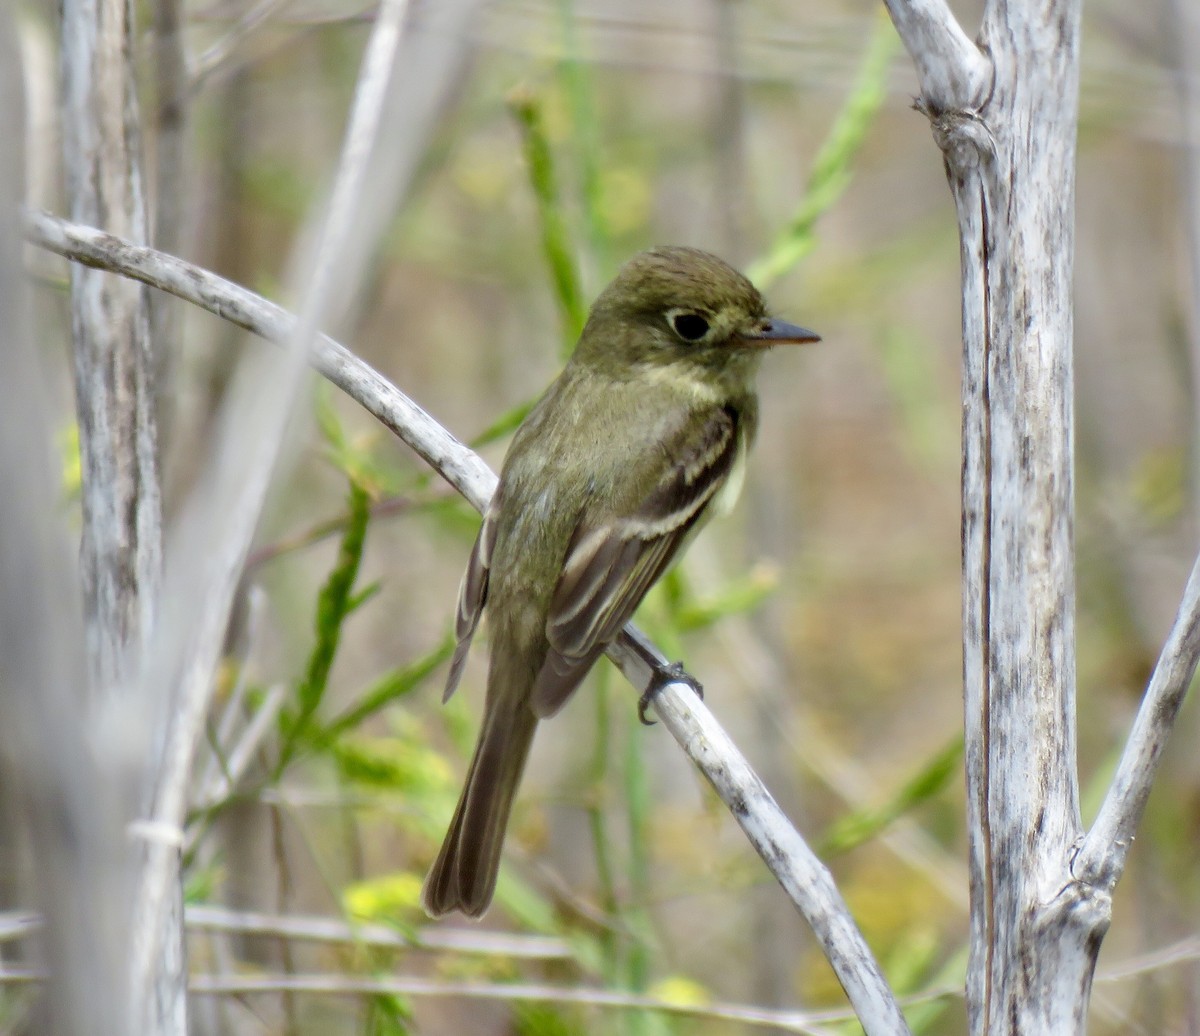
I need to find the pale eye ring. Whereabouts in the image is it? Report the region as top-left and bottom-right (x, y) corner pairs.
(667, 309), (711, 342)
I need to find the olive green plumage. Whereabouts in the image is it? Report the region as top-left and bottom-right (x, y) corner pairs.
(422, 246), (818, 918)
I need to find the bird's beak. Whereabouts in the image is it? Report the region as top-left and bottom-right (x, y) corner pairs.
(735, 319), (821, 349)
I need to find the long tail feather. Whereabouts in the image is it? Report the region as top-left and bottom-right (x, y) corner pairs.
(422, 683), (538, 918)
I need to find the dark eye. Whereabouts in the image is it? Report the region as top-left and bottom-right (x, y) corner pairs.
(670, 311), (710, 342)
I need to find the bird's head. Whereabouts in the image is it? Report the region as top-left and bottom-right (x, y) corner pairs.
(573, 246), (819, 384)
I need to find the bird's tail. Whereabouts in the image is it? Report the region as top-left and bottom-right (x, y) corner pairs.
(422, 678), (539, 919)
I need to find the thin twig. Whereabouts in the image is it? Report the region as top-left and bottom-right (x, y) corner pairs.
(189, 0), (289, 94)
(186, 904), (573, 959)
(0, 913), (40, 944)
(1167, 0), (1200, 527)
(1074, 551), (1200, 886)
(188, 683), (287, 833)
(186, 973), (843, 1034)
(244, 495), (426, 571)
(194, 585), (266, 808)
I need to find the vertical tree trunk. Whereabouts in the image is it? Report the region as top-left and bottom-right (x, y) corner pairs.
(955, 5), (1095, 1029)
(885, 0), (1113, 1029)
(61, 0), (162, 690)
(59, 0), (177, 1029)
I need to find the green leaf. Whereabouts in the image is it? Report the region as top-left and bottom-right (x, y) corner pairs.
(673, 563), (781, 631)
(323, 635), (455, 741)
(508, 85), (588, 353)
(331, 732), (452, 794)
(819, 737), (963, 855)
(365, 994), (414, 1036)
(469, 397), (536, 451)
(314, 383), (405, 495)
(554, 0), (611, 276)
(747, 13), (899, 289)
(278, 480), (372, 765)
(346, 580), (382, 615)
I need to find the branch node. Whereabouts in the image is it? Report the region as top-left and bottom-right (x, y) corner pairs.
(914, 101), (997, 172)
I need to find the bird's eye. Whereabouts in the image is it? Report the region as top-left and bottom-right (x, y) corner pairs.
(669, 311), (710, 342)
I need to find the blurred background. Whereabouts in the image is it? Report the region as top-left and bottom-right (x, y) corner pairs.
(10, 0), (1200, 1032)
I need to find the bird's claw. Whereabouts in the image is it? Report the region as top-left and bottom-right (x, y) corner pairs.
(637, 661), (703, 725)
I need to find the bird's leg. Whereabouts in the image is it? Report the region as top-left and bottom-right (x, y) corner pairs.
(637, 660), (704, 726)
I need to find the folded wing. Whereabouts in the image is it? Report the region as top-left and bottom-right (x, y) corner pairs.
(530, 405), (742, 718)
(442, 500), (499, 703)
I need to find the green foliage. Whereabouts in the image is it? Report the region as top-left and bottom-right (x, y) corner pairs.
(331, 732), (449, 795)
(58, 422), (81, 501)
(343, 872), (426, 928)
(671, 563), (780, 633)
(898, 944), (968, 1034)
(515, 1002), (583, 1036)
(819, 738), (963, 855)
(747, 13), (899, 289)
(470, 397), (537, 451)
(277, 477), (373, 769)
(183, 857), (222, 904)
(553, 0), (612, 276)
(315, 385), (404, 496)
(322, 638), (454, 743)
(509, 86), (589, 352)
(365, 994), (415, 1036)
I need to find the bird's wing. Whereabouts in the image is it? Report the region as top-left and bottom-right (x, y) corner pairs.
(530, 405), (741, 718)
(442, 499), (500, 703)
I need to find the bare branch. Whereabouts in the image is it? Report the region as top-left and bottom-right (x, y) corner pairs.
(25, 207), (497, 509)
(1074, 552), (1200, 886)
(24, 212), (910, 1034)
(149, 0), (188, 440)
(0, 14), (129, 1032)
(185, 973), (845, 1034)
(185, 905), (573, 959)
(188, 683), (287, 823)
(881, 0), (992, 111)
(609, 634), (910, 1035)
(189, 0), (288, 94)
(192, 586), (267, 811)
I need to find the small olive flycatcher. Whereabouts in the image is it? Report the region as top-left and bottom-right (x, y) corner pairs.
(423, 246), (818, 918)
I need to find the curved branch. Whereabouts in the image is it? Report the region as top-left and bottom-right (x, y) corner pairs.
(881, 0), (992, 111)
(25, 209), (911, 1036)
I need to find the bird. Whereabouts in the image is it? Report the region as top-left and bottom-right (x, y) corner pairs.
(422, 245), (819, 918)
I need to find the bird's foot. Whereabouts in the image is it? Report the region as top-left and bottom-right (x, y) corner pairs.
(637, 661), (704, 726)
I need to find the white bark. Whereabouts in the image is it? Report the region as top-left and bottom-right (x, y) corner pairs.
(964, 7), (1088, 1031)
(60, 0), (162, 691)
(0, 16), (137, 1036)
(883, 0), (1200, 1031)
(25, 210), (912, 1034)
(57, 0), (176, 1028)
